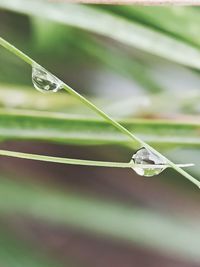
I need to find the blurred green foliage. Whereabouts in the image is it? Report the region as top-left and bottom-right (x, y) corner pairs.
(0, 2), (200, 267)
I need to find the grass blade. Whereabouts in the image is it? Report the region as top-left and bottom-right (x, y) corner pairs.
(108, 6), (200, 47)
(0, 109), (200, 148)
(0, 177), (200, 263)
(1, 1), (200, 69)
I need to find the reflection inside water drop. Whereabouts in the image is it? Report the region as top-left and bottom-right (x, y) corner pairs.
(32, 64), (63, 93)
(132, 147), (167, 177)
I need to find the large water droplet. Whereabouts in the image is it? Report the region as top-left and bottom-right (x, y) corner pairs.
(132, 147), (167, 177)
(32, 64), (63, 93)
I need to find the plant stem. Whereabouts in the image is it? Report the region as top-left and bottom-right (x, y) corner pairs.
(0, 37), (34, 65)
(0, 149), (194, 169)
(0, 149), (130, 168)
(62, 85), (140, 143)
(0, 36), (199, 188)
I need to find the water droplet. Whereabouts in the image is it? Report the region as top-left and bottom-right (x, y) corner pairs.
(132, 147), (167, 177)
(32, 64), (63, 93)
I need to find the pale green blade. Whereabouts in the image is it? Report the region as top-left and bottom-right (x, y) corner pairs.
(1, 1), (200, 69)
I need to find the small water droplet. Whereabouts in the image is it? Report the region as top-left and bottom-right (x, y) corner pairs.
(32, 64), (63, 93)
(132, 147), (167, 177)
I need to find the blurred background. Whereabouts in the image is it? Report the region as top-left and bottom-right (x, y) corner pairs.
(0, 1), (200, 266)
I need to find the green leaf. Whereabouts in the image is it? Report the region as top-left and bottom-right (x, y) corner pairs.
(107, 6), (200, 47)
(0, 109), (200, 149)
(1, 1), (200, 69)
(0, 177), (200, 263)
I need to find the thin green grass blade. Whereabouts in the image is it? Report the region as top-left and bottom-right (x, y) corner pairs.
(0, 149), (131, 168)
(0, 149), (193, 169)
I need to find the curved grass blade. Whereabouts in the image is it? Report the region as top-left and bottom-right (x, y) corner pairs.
(108, 6), (200, 48)
(0, 36), (199, 188)
(1, 1), (200, 69)
(0, 149), (193, 170)
(0, 149), (131, 168)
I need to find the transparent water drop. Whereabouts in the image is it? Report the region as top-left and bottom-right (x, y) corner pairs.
(32, 64), (63, 93)
(132, 147), (167, 177)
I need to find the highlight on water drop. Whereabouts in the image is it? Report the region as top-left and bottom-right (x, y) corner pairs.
(131, 147), (167, 177)
(32, 63), (63, 93)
